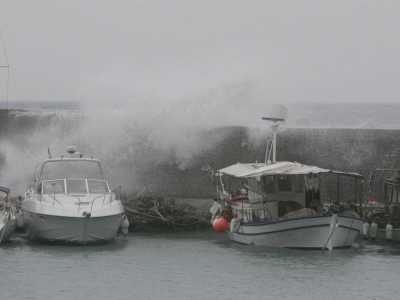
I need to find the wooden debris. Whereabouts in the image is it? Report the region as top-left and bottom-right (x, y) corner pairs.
(124, 196), (210, 230)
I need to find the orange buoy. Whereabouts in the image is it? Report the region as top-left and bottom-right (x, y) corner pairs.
(212, 217), (230, 232)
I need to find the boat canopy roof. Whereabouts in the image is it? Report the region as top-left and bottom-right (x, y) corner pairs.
(218, 161), (363, 179)
(0, 186), (10, 194)
(385, 177), (400, 186)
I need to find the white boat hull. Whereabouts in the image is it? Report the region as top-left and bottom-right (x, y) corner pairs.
(24, 212), (123, 244)
(229, 216), (362, 249)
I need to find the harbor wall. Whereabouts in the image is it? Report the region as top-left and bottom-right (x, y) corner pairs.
(134, 127), (400, 200)
(0, 109), (399, 202)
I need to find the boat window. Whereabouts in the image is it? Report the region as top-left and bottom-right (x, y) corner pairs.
(278, 175), (292, 192)
(386, 185), (393, 203)
(294, 175), (304, 193)
(42, 180), (65, 194)
(0, 191), (8, 201)
(278, 200), (303, 217)
(247, 178), (263, 195)
(41, 160), (104, 180)
(67, 179), (87, 194)
(394, 187), (399, 203)
(397, 187), (400, 203)
(88, 180), (109, 193)
(263, 176), (275, 193)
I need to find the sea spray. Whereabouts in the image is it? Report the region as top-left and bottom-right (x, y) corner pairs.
(0, 98), (399, 197)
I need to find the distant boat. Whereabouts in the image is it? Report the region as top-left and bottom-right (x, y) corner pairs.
(0, 186), (16, 244)
(210, 116), (363, 249)
(22, 146), (127, 244)
(364, 169), (400, 242)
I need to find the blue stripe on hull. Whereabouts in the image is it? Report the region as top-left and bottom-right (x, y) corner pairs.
(235, 223), (330, 236)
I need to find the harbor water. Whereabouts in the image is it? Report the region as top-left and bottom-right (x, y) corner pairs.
(1, 231), (399, 300)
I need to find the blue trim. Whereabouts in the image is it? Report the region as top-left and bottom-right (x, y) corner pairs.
(337, 215), (363, 222)
(338, 224), (361, 233)
(236, 224), (330, 236)
(242, 215), (328, 226)
(241, 215), (362, 226)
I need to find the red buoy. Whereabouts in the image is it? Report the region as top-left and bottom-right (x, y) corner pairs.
(212, 217), (230, 232)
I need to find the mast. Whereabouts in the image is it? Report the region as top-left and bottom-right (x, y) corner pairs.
(262, 117), (285, 164)
(272, 123), (278, 163)
(0, 65), (9, 107)
(0, 63), (10, 137)
(0, 31), (10, 111)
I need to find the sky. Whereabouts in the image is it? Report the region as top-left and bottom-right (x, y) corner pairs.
(1, 1), (400, 193)
(1, 0), (400, 103)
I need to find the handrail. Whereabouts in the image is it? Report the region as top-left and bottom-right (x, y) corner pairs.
(233, 205), (273, 224)
(90, 194), (108, 213)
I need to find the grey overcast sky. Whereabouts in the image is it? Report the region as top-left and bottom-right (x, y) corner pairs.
(1, 0), (399, 103)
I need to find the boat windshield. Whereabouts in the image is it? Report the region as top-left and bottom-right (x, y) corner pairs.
(67, 179), (87, 194)
(41, 179), (109, 194)
(87, 179), (108, 193)
(43, 180), (65, 194)
(40, 160), (104, 180)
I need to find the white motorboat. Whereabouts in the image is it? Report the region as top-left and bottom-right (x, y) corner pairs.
(210, 117), (363, 249)
(0, 186), (16, 244)
(22, 147), (126, 244)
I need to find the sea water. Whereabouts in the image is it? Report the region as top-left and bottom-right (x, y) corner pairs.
(0, 231), (399, 300)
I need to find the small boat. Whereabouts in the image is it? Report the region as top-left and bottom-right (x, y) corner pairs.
(22, 146), (127, 244)
(210, 117), (363, 249)
(363, 169), (400, 241)
(0, 186), (16, 244)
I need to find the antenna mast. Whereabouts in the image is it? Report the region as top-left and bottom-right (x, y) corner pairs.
(0, 65), (9, 108)
(0, 31), (10, 111)
(262, 117), (285, 164)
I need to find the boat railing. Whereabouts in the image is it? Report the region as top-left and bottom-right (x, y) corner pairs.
(232, 205), (273, 224)
(90, 194), (110, 212)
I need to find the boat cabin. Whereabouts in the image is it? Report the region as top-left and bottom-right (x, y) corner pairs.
(382, 170), (400, 225)
(217, 161), (363, 224)
(384, 170), (400, 205)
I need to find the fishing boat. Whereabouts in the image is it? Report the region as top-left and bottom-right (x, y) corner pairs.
(22, 146), (127, 244)
(0, 186), (16, 244)
(210, 117), (364, 249)
(363, 169), (400, 241)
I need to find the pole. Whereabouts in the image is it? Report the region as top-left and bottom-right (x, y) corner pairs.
(264, 141), (269, 164)
(336, 174), (340, 203)
(272, 124), (278, 163)
(360, 179), (364, 218)
(354, 177), (357, 205)
(262, 117), (284, 165)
